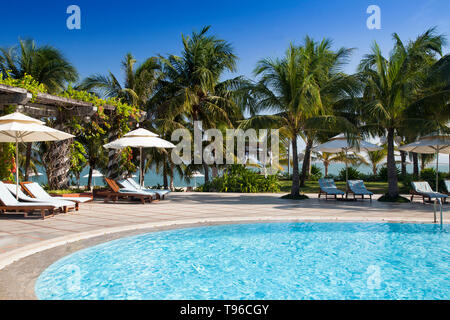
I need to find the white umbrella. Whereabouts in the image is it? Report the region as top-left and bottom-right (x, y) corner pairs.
(0, 112), (74, 199)
(28, 171), (43, 177)
(103, 128), (175, 187)
(191, 171), (204, 188)
(83, 169), (103, 189)
(399, 133), (450, 192)
(313, 134), (382, 194)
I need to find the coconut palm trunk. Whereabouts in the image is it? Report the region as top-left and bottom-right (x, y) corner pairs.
(386, 128), (399, 197)
(87, 165), (94, 190)
(400, 151), (407, 178)
(44, 138), (73, 189)
(300, 138), (313, 187)
(413, 153), (419, 178)
(291, 137), (300, 196)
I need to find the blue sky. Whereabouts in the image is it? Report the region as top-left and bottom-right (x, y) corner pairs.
(0, 0), (448, 83)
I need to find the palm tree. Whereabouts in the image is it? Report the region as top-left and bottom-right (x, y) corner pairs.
(79, 53), (160, 107)
(79, 53), (161, 179)
(242, 38), (356, 196)
(0, 39), (78, 92)
(0, 39), (78, 184)
(358, 28), (447, 198)
(157, 26), (244, 183)
(313, 151), (367, 177)
(367, 147), (387, 175)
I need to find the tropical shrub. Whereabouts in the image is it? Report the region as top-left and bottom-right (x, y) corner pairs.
(419, 168), (448, 191)
(358, 172), (380, 182)
(337, 167), (361, 181)
(199, 165), (280, 193)
(309, 164), (323, 181)
(378, 166), (401, 182)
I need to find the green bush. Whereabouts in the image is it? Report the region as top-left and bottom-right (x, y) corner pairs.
(337, 167), (361, 181)
(377, 166), (401, 182)
(309, 164), (323, 181)
(419, 168), (448, 191)
(359, 172), (379, 182)
(198, 165), (280, 193)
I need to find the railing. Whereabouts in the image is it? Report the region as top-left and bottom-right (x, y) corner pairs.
(433, 199), (444, 226)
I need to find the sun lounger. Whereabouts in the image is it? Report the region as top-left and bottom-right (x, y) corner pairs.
(104, 178), (153, 204)
(444, 180), (450, 195)
(0, 181), (56, 219)
(117, 179), (158, 200)
(318, 178), (345, 199)
(347, 180), (373, 201)
(20, 182), (92, 211)
(3, 182), (75, 213)
(125, 178), (170, 200)
(410, 181), (448, 204)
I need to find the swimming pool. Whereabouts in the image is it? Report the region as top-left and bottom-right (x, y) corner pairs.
(35, 222), (449, 300)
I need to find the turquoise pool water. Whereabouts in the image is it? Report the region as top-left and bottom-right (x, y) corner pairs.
(35, 222), (450, 300)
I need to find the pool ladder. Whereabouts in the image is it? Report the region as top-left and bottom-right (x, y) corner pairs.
(433, 199), (444, 226)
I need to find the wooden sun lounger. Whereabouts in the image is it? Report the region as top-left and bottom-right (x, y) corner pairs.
(2, 181), (74, 213)
(0, 182), (55, 219)
(104, 178), (152, 204)
(0, 203), (55, 219)
(20, 182), (92, 211)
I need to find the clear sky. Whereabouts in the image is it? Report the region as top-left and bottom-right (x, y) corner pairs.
(1, 0), (449, 162)
(1, 0), (448, 82)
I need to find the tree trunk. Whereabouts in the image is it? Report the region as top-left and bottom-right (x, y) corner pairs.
(291, 137), (300, 196)
(43, 139), (73, 190)
(300, 138), (313, 187)
(386, 128), (399, 198)
(212, 166), (218, 178)
(169, 162), (174, 191)
(87, 166), (93, 190)
(420, 155), (426, 171)
(400, 151), (407, 179)
(203, 162), (210, 183)
(413, 153), (419, 178)
(372, 165), (377, 176)
(106, 126), (120, 179)
(24, 143), (32, 181)
(324, 162), (329, 177)
(163, 157), (168, 189)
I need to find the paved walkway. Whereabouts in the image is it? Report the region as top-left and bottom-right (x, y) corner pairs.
(0, 192), (447, 269)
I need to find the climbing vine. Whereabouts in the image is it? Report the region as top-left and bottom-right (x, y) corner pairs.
(0, 72), (47, 102)
(0, 75), (142, 185)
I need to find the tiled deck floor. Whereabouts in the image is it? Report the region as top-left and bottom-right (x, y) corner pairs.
(0, 192), (447, 267)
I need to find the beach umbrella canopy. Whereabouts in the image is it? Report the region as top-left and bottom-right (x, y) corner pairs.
(191, 171), (204, 188)
(313, 134), (382, 193)
(82, 169), (103, 178)
(0, 112), (74, 198)
(399, 133), (450, 192)
(83, 169), (103, 189)
(103, 128), (175, 186)
(28, 171), (43, 177)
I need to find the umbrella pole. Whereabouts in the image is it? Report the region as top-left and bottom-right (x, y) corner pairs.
(435, 149), (439, 192)
(140, 147), (143, 187)
(15, 138), (19, 200)
(345, 149), (349, 198)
